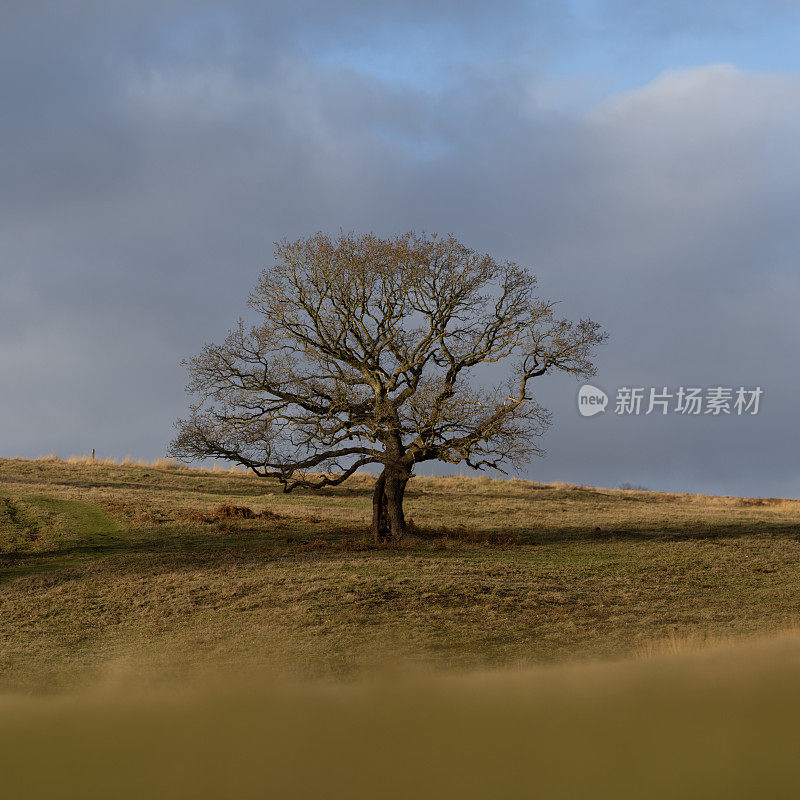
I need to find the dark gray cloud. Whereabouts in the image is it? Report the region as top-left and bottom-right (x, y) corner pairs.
(2, 3), (799, 496)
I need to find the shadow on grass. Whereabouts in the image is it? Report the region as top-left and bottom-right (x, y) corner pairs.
(405, 519), (800, 547)
(0, 525), (285, 583)
(32, 479), (272, 498)
(4, 511), (800, 590)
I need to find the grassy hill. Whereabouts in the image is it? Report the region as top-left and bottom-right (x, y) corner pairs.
(2, 456), (800, 692)
(4, 456), (800, 797)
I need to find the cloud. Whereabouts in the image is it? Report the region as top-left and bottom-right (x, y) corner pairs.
(595, 0), (800, 38)
(2, 2), (799, 496)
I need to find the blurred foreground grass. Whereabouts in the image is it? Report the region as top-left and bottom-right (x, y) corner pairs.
(3, 631), (800, 799)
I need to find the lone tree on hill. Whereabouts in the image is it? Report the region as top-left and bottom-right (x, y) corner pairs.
(170, 231), (606, 542)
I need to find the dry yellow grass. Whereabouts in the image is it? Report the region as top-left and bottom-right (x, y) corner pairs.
(3, 456), (800, 693)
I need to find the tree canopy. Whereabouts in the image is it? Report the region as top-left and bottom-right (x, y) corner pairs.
(170, 231), (606, 540)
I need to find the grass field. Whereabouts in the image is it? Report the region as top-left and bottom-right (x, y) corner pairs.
(3, 456), (800, 690)
(3, 456), (800, 797)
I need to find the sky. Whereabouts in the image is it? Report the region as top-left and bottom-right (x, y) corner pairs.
(2, 0), (800, 496)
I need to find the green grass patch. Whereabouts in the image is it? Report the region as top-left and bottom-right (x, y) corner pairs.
(0, 494), (119, 552)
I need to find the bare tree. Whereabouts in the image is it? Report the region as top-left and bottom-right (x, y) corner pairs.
(170, 231), (606, 542)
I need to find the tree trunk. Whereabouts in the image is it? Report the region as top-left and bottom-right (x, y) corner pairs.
(372, 468), (410, 543)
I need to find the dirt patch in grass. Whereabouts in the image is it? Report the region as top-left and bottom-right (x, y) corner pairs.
(737, 497), (782, 507)
(181, 504), (283, 524)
